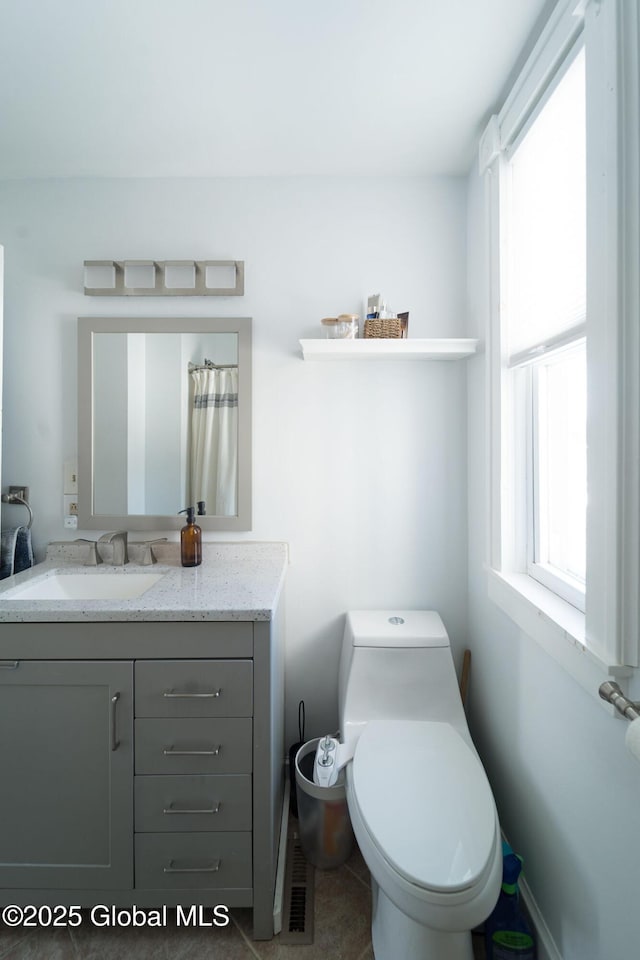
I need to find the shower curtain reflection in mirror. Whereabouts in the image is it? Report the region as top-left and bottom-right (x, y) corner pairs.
(189, 361), (238, 516)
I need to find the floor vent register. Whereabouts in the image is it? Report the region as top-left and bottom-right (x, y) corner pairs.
(278, 836), (315, 945)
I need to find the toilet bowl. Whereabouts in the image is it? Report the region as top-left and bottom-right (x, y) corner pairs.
(338, 611), (501, 960)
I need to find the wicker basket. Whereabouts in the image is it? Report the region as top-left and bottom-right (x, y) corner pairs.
(364, 317), (403, 339)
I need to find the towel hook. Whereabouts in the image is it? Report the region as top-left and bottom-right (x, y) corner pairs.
(1, 493), (34, 530)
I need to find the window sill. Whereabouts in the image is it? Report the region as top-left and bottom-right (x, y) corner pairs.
(486, 568), (631, 700)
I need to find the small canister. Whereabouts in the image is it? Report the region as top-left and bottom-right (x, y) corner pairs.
(321, 315), (359, 339)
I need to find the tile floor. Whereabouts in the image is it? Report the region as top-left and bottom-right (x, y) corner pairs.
(0, 842), (486, 959)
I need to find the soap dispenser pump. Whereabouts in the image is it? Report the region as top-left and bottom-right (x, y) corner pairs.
(178, 507), (202, 568)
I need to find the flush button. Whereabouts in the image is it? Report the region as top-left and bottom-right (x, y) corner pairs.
(388, 616), (405, 625)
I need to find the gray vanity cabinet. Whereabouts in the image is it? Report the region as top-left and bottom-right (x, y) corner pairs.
(0, 616), (284, 941)
(0, 659), (133, 889)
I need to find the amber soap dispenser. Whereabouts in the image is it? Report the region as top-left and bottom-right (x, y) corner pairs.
(179, 507), (202, 567)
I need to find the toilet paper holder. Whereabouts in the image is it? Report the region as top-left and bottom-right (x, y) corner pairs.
(598, 681), (640, 721)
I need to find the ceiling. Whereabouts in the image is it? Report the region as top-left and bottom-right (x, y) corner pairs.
(0, 0), (551, 179)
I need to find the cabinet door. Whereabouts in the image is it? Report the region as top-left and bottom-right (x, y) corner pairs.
(0, 659), (133, 889)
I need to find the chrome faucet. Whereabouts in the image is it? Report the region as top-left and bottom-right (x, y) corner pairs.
(97, 531), (129, 565)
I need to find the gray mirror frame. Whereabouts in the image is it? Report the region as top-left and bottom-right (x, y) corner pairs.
(78, 316), (252, 531)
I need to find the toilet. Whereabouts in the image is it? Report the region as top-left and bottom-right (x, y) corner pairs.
(338, 610), (502, 960)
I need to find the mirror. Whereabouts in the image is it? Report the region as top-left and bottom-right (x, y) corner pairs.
(78, 316), (252, 531)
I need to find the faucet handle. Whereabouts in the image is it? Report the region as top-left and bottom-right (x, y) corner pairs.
(139, 538), (168, 565)
(75, 538), (102, 566)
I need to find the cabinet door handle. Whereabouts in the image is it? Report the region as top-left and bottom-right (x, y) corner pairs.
(110, 693), (120, 751)
(163, 689), (222, 699)
(0, 661), (19, 669)
(162, 745), (222, 757)
(163, 803), (221, 815)
(163, 860), (221, 874)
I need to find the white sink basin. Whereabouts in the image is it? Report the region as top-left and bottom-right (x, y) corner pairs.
(1, 572), (164, 601)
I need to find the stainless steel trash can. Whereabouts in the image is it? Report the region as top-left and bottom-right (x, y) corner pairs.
(294, 738), (354, 869)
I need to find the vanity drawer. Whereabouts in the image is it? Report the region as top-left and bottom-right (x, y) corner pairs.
(135, 660), (253, 718)
(135, 718), (252, 775)
(135, 774), (252, 832)
(135, 832), (252, 890)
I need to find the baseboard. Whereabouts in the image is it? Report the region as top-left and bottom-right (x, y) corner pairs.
(519, 873), (563, 960)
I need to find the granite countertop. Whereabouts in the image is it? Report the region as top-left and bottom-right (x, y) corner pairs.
(0, 541), (288, 622)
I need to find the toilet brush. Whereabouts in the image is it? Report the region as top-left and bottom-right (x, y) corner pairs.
(460, 650), (471, 710)
(288, 700), (306, 818)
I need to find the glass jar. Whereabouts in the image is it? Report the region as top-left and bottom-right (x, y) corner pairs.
(321, 315), (359, 339)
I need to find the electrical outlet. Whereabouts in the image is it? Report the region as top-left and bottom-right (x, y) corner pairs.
(9, 485), (29, 502)
(64, 495), (78, 516)
(64, 461), (78, 495)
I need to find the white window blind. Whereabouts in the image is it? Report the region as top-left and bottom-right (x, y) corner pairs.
(507, 48), (586, 361)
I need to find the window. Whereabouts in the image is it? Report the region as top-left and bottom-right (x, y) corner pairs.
(530, 341), (586, 602)
(480, 0), (640, 689)
(507, 45), (587, 612)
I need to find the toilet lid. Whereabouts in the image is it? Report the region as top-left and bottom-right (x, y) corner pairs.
(352, 719), (496, 893)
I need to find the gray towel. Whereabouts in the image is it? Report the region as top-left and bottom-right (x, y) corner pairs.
(0, 525), (34, 580)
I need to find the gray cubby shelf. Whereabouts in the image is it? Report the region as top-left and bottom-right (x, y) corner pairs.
(84, 259), (244, 297)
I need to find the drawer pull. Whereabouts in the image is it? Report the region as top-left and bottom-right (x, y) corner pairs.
(163, 689), (222, 699)
(163, 859), (221, 874)
(162, 745), (222, 757)
(163, 802), (221, 816)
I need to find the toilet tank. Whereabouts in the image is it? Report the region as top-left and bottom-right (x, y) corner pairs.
(345, 610), (450, 648)
(338, 611), (467, 742)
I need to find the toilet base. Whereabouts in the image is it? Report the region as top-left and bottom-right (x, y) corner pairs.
(371, 880), (474, 960)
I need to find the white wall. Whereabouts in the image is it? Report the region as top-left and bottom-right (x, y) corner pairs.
(466, 166), (640, 959)
(0, 175), (470, 743)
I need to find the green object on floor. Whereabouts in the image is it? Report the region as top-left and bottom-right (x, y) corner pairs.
(485, 842), (536, 959)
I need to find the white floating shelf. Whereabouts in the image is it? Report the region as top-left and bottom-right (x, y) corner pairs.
(299, 338), (481, 361)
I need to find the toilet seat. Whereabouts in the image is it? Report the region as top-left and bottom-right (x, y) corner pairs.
(351, 719), (496, 895)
